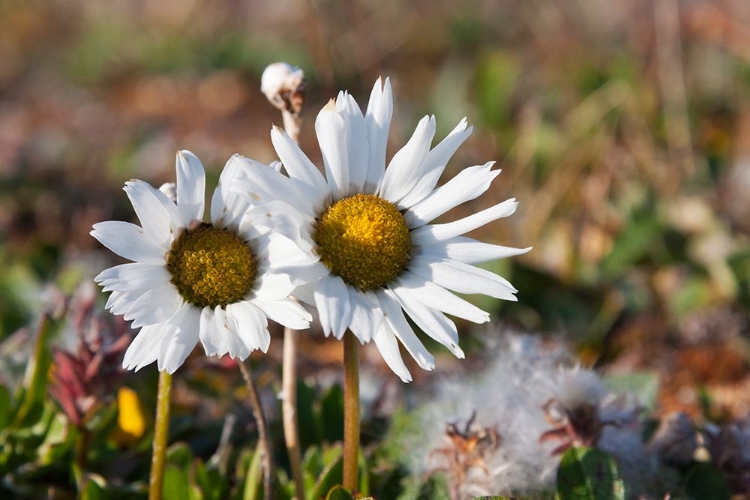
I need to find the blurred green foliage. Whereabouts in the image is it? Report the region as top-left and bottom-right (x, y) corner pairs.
(3, 0), (750, 497)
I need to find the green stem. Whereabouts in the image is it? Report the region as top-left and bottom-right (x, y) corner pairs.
(74, 424), (91, 491)
(342, 331), (360, 492)
(149, 370), (172, 500)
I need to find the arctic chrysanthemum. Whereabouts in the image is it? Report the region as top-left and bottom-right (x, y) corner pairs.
(91, 151), (313, 373)
(232, 79), (529, 382)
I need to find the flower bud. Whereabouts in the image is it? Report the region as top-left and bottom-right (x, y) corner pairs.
(261, 62), (306, 115)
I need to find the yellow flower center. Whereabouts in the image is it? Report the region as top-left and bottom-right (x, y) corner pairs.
(314, 193), (411, 291)
(167, 224), (256, 308)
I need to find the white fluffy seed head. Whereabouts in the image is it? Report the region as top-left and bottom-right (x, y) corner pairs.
(402, 332), (654, 498)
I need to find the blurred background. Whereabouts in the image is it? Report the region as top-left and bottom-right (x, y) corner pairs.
(2, 0), (750, 440)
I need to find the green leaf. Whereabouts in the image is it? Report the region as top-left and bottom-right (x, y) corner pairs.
(325, 485), (354, 500)
(684, 463), (731, 500)
(164, 464), (200, 500)
(302, 445), (322, 476)
(79, 474), (106, 500)
(601, 210), (661, 279)
(475, 51), (520, 128)
(242, 442), (262, 500)
(556, 447), (626, 500)
(13, 315), (57, 426)
(309, 450), (343, 500)
(301, 445), (324, 495)
(669, 275), (713, 318)
(407, 474), (451, 500)
(0, 384), (11, 430)
(358, 448), (369, 496)
(297, 380), (320, 449)
(320, 385), (344, 443)
(193, 459), (225, 500)
(167, 442), (194, 470)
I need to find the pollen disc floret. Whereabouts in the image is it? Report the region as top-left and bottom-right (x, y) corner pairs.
(167, 224), (256, 308)
(314, 193), (411, 291)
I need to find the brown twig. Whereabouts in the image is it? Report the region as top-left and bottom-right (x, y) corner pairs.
(238, 359), (274, 500)
(261, 62), (307, 499)
(655, 0), (696, 184)
(282, 327), (305, 499)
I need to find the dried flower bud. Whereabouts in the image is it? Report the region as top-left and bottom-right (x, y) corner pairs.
(260, 62), (306, 116)
(646, 411), (698, 466)
(705, 419), (750, 493)
(540, 398), (601, 455)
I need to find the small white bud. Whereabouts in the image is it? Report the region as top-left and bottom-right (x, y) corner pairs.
(159, 182), (176, 203)
(261, 62), (306, 114)
(261, 62), (303, 98)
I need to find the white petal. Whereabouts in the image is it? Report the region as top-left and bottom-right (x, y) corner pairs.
(390, 285), (463, 358)
(256, 225), (317, 270)
(106, 289), (141, 315)
(372, 323), (412, 383)
(315, 100), (350, 201)
(271, 127), (329, 213)
(232, 155), (312, 216)
(414, 236), (531, 264)
(104, 289), (143, 317)
(237, 213), (268, 242)
(123, 180), (182, 251)
(123, 324), (170, 371)
(124, 284), (183, 328)
(364, 77), (393, 193)
(175, 150), (206, 226)
(199, 308), (224, 357)
(226, 301), (271, 354)
(251, 297), (311, 330)
(91, 221), (164, 265)
(160, 304), (201, 374)
(253, 270), (295, 301)
(411, 198), (519, 245)
(95, 263), (171, 292)
(346, 287), (383, 343)
(396, 271), (490, 324)
(377, 290), (435, 371)
(291, 282), (316, 305)
(336, 93), (369, 194)
(211, 155), (251, 231)
(404, 162), (500, 228)
(409, 257), (518, 301)
(379, 115), (436, 205)
(254, 212), (320, 267)
(313, 275), (352, 339)
(268, 261), (329, 288)
(398, 119), (473, 209)
(215, 306), (249, 360)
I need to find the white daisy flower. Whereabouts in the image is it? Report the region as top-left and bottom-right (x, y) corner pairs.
(232, 79), (530, 382)
(91, 151), (314, 374)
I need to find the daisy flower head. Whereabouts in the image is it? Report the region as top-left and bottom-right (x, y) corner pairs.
(232, 79), (530, 382)
(91, 151), (313, 374)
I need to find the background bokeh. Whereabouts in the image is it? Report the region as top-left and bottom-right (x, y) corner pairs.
(3, 0), (750, 445)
